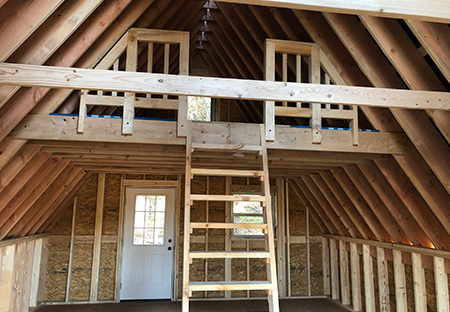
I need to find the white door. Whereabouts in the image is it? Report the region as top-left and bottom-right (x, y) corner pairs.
(121, 187), (176, 300)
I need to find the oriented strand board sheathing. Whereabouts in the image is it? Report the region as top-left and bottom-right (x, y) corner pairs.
(404, 264), (415, 312)
(249, 247), (268, 298)
(288, 184), (305, 237)
(70, 243), (93, 301)
(190, 243), (206, 299)
(98, 243), (117, 300)
(125, 174), (144, 180)
(75, 174), (98, 235)
(310, 242), (324, 295)
(44, 243), (69, 302)
(425, 268), (436, 312)
(102, 174), (121, 235)
(387, 260), (396, 312)
(231, 247), (247, 298)
(290, 244), (307, 296)
(48, 202), (73, 235)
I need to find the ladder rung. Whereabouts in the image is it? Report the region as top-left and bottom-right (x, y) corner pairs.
(189, 281), (273, 291)
(190, 251), (270, 259)
(191, 168), (264, 178)
(190, 195), (266, 202)
(190, 222), (268, 230)
(191, 143), (262, 151)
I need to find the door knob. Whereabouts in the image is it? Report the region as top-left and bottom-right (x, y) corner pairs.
(168, 246), (172, 251)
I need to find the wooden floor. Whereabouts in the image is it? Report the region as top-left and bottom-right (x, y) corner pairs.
(35, 299), (349, 312)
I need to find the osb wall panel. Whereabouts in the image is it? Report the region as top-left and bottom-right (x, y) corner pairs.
(47, 172), (326, 302)
(290, 244), (307, 296)
(75, 173), (98, 235)
(45, 173), (119, 302)
(98, 243), (117, 300)
(310, 242), (323, 295)
(102, 174), (121, 235)
(425, 268), (436, 312)
(404, 264), (415, 312)
(70, 243), (93, 301)
(44, 243), (69, 302)
(48, 202), (73, 235)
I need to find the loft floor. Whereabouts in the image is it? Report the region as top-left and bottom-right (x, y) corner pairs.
(34, 299), (349, 312)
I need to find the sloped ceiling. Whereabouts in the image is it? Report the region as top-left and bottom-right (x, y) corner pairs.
(1, 0), (450, 251)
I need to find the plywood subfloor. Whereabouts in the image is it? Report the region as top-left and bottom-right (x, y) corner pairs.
(35, 299), (349, 312)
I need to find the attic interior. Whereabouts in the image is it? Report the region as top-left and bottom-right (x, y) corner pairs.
(1, 0), (450, 311)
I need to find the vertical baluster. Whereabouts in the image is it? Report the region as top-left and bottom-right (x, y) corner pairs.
(296, 55), (301, 108)
(282, 53), (288, 107)
(163, 43), (170, 101)
(146, 43), (153, 98)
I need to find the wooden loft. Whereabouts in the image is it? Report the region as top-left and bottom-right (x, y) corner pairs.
(1, 0), (450, 311)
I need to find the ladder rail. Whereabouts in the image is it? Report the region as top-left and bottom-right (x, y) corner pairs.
(260, 124), (280, 312)
(182, 122), (193, 311)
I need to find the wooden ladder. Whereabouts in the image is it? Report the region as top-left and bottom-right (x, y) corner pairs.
(182, 124), (279, 312)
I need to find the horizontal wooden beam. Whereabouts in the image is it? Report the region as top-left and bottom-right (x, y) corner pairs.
(0, 63), (450, 110)
(214, 0), (450, 24)
(0, 233), (48, 248)
(323, 234), (450, 259)
(10, 115), (409, 154)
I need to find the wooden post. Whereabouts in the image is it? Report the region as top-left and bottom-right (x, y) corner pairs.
(377, 247), (390, 312)
(65, 197), (77, 302)
(277, 178), (286, 297)
(322, 237), (331, 296)
(0, 245), (15, 311)
(29, 238), (44, 308)
(90, 173), (105, 301)
(305, 205), (311, 297)
(114, 175), (124, 302)
(285, 180), (291, 297)
(37, 237), (49, 304)
(411, 252), (427, 312)
(363, 244), (376, 312)
(339, 240), (350, 305)
(123, 30), (138, 135)
(173, 175), (182, 301)
(433, 256), (449, 312)
(329, 239), (339, 300)
(393, 249), (407, 312)
(177, 32), (189, 137)
(310, 45), (322, 144)
(350, 242), (362, 311)
(264, 39), (275, 141)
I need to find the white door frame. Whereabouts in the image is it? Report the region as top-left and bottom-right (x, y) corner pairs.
(120, 186), (177, 300)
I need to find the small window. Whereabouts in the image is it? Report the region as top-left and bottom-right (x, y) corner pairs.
(188, 96), (211, 121)
(133, 195), (166, 245)
(232, 193), (276, 239)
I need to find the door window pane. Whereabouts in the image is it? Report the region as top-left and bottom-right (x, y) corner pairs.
(133, 195), (166, 245)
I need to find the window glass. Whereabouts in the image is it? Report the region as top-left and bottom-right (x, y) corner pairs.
(133, 195), (166, 245)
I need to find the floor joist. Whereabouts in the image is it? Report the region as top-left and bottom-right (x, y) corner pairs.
(10, 115), (409, 154)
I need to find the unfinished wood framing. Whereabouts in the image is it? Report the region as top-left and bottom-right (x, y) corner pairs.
(324, 234), (450, 312)
(3, 3), (450, 312)
(89, 173), (105, 302)
(0, 236), (49, 311)
(3, 63), (450, 111)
